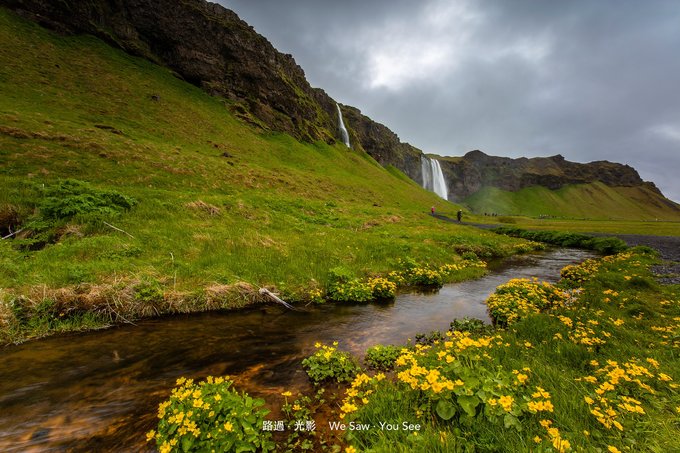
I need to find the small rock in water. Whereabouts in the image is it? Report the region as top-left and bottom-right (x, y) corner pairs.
(30, 427), (51, 441)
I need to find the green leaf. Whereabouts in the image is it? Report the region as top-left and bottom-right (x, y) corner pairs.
(181, 436), (194, 452)
(435, 399), (456, 420)
(457, 395), (480, 417)
(503, 413), (521, 430)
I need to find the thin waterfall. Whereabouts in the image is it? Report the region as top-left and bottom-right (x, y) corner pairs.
(421, 156), (449, 200)
(336, 103), (351, 148)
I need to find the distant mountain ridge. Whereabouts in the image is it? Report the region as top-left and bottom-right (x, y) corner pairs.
(3, 0), (679, 217)
(439, 150), (661, 200)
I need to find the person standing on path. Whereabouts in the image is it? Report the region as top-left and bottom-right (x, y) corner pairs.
(431, 206), (435, 215)
(457, 210), (462, 222)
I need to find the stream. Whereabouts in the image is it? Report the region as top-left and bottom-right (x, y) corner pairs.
(0, 248), (595, 451)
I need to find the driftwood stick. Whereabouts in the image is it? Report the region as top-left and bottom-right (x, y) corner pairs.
(258, 288), (296, 310)
(1, 228), (24, 240)
(103, 221), (135, 238)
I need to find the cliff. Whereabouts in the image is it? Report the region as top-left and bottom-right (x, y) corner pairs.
(3, 0), (677, 216)
(438, 151), (659, 201)
(2, 0), (342, 142)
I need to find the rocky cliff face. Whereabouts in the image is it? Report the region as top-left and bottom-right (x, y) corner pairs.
(2, 0), (426, 165)
(2, 0), (343, 142)
(3, 0), (672, 208)
(438, 150), (658, 201)
(339, 105), (424, 182)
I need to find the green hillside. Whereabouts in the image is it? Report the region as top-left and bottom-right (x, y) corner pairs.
(464, 182), (680, 220)
(0, 9), (531, 341)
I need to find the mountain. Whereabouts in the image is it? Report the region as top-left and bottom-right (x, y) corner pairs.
(435, 151), (680, 219)
(1, 0), (679, 223)
(1, 3), (511, 302)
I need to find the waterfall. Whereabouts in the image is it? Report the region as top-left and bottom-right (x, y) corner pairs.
(336, 103), (351, 148)
(421, 156), (449, 200)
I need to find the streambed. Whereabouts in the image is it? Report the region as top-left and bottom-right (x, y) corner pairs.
(0, 248), (595, 451)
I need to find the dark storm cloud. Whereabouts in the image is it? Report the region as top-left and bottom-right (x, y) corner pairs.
(222, 0), (680, 202)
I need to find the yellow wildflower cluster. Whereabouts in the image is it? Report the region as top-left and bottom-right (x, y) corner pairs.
(580, 358), (674, 432)
(367, 277), (397, 299)
(397, 363), (462, 393)
(539, 419), (571, 452)
(527, 387), (554, 413)
(561, 258), (602, 283)
(486, 278), (570, 325)
(339, 372), (383, 419)
(391, 258), (487, 289)
(307, 288), (324, 304)
(149, 375), (273, 452)
(439, 260), (487, 275)
(567, 318), (609, 348)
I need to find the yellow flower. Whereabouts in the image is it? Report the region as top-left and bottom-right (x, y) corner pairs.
(293, 404), (301, 411)
(345, 446), (357, 453)
(145, 430), (156, 442)
(281, 391), (292, 397)
(499, 395), (514, 412)
(224, 421), (233, 432)
(608, 446), (622, 453)
(534, 436), (542, 443)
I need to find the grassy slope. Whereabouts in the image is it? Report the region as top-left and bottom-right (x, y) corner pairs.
(464, 183), (680, 221)
(0, 9), (524, 302)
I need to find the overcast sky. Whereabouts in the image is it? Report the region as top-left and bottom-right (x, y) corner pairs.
(223, 0), (680, 202)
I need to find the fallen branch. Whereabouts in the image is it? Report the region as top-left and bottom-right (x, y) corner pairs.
(258, 288), (296, 310)
(103, 221), (135, 239)
(1, 228), (24, 240)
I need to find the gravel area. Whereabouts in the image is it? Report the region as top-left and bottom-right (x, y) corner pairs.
(447, 217), (680, 285)
(607, 234), (680, 285)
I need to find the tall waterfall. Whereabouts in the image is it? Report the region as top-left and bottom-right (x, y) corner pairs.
(421, 156), (449, 200)
(336, 103), (351, 148)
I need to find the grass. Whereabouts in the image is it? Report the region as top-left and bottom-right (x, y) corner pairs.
(262, 247), (679, 452)
(484, 217), (680, 237)
(149, 248), (680, 452)
(464, 183), (680, 222)
(491, 226), (629, 254)
(0, 8), (533, 343)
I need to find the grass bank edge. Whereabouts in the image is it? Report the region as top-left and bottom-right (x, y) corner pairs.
(148, 245), (679, 452)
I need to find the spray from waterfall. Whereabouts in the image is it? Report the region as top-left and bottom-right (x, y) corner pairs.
(336, 103), (351, 148)
(421, 156), (448, 200)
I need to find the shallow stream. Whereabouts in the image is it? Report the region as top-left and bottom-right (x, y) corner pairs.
(0, 248), (594, 451)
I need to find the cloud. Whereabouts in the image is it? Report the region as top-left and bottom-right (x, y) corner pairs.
(223, 0), (680, 202)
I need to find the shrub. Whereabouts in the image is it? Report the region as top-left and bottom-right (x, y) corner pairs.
(327, 278), (373, 302)
(38, 179), (136, 221)
(407, 267), (443, 287)
(365, 344), (402, 370)
(302, 342), (360, 384)
(134, 279), (164, 304)
(486, 279), (570, 326)
(148, 376), (274, 452)
(449, 317), (492, 335)
(368, 277), (396, 300)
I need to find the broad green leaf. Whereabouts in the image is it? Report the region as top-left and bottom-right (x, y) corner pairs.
(435, 399), (456, 420)
(457, 395), (480, 417)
